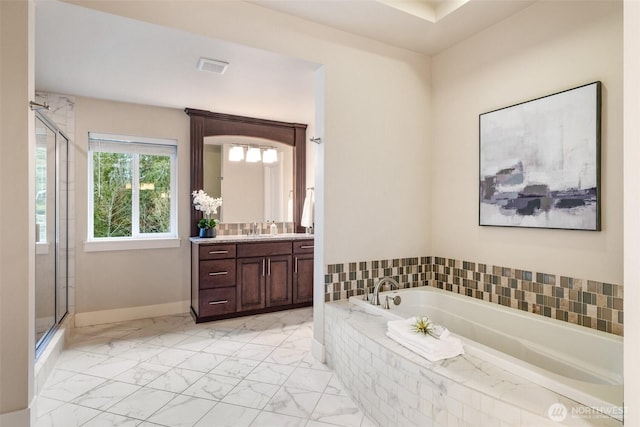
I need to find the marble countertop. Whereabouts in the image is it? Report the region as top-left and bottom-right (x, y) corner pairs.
(190, 233), (314, 244)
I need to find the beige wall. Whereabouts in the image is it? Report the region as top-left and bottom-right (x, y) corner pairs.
(624, 0), (640, 423)
(431, 1), (622, 284)
(74, 97), (191, 313)
(0, 0), (35, 421)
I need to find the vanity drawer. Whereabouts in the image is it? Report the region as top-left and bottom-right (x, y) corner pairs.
(199, 287), (236, 317)
(237, 241), (292, 258)
(293, 240), (314, 254)
(199, 244), (236, 260)
(200, 259), (236, 289)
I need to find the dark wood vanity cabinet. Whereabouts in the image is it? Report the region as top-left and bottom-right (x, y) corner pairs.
(192, 238), (312, 323)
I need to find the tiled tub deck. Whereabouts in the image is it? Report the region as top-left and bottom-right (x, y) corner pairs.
(324, 301), (622, 427)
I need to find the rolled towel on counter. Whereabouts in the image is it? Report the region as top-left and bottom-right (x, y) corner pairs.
(386, 317), (463, 362)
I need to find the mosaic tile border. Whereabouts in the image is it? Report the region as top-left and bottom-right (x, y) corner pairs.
(324, 257), (431, 302)
(325, 256), (623, 336)
(215, 221), (294, 236)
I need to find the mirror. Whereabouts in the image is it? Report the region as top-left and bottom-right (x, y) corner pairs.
(203, 136), (294, 223)
(186, 108), (307, 236)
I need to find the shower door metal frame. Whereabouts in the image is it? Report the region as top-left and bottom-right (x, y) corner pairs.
(34, 110), (69, 358)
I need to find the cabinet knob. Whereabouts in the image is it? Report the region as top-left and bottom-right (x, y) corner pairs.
(208, 300), (228, 305)
(300, 245), (314, 249)
(208, 250), (228, 254)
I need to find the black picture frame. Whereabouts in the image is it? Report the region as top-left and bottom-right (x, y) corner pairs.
(479, 81), (602, 231)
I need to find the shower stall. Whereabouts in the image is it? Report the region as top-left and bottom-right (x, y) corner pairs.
(34, 110), (69, 357)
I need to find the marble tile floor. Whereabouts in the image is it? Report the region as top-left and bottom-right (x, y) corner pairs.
(36, 307), (375, 427)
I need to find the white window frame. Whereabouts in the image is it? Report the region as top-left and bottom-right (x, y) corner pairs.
(86, 132), (179, 251)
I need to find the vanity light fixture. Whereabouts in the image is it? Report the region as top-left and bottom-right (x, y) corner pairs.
(262, 148), (278, 164)
(228, 145), (245, 162)
(246, 147), (262, 163)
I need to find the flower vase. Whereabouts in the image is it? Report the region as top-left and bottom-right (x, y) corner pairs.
(199, 227), (217, 238)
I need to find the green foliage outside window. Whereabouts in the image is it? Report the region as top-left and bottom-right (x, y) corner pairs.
(92, 152), (171, 238)
(139, 154), (171, 233)
(93, 152), (132, 238)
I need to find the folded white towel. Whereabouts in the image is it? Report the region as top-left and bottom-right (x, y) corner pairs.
(386, 317), (463, 362)
(387, 317), (450, 340)
(386, 331), (464, 362)
(301, 191), (314, 228)
(429, 324), (450, 340)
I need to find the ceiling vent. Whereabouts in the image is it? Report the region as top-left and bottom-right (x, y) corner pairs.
(197, 57), (229, 75)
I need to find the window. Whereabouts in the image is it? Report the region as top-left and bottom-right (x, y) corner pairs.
(88, 133), (177, 243)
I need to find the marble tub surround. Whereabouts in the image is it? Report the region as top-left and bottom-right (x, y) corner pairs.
(325, 256), (623, 336)
(36, 307), (374, 427)
(325, 301), (622, 427)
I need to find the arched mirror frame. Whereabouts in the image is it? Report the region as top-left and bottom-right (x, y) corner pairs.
(185, 108), (307, 236)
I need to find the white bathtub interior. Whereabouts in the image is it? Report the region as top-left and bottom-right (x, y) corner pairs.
(349, 286), (623, 420)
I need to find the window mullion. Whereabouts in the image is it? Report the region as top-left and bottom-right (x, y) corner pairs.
(170, 155), (177, 235)
(88, 150), (95, 239)
(131, 154), (140, 237)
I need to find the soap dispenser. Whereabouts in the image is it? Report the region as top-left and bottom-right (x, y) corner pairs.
(270, 221), (278, 235)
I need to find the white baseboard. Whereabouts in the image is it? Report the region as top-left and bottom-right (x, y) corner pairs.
(311, 338), (325, 363)
(75, 300), (190, 327)
(0, 407), (31, 427)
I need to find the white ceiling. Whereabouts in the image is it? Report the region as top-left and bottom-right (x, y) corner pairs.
(34, 0), (319, 121)
(35, 0), (535, 116)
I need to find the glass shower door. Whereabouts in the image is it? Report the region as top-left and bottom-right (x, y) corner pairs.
(35, 113), (68, 354)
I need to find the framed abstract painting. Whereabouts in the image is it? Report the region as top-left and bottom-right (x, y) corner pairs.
(479, 81), (601, 231)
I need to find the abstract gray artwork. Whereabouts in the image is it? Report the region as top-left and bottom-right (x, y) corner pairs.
(479, 82), (601, 230)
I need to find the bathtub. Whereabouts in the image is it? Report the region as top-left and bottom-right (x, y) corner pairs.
(349, 286), (623, 421)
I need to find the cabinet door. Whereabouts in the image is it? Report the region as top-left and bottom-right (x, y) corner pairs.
(293, 253), (314, 304)
(266, 255), (292, 307)
(237, 256), (266, 311)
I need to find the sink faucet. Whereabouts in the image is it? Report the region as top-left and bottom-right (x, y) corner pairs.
(371, 277), (399, 306)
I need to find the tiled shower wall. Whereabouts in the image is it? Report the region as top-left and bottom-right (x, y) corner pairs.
(324, 256), (623, 336)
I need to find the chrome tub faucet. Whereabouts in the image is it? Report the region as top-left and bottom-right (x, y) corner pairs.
(371, 277), (399, 306)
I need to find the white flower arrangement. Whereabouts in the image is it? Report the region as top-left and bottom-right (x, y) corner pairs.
(192, 190), (222, 229)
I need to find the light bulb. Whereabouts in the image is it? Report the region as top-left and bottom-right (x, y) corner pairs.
(229, 146), (244, 162)
(246, 147), (261, 162)
(262, 148), (278, 164)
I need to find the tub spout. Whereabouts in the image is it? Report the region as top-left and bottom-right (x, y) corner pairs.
(372, 277), (399, 306)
